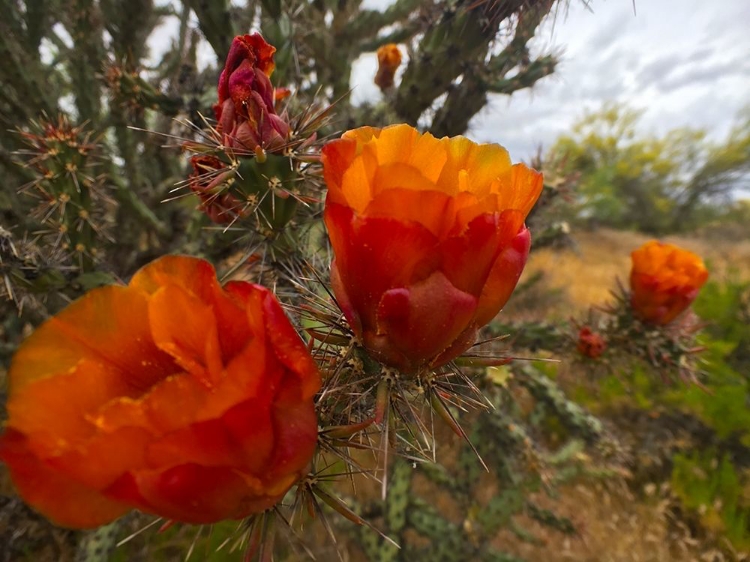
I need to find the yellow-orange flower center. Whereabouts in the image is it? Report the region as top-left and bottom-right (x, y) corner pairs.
(325, 124), (541, 240)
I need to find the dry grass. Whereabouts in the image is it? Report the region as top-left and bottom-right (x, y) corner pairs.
(505, 228), (750, 321)
(496, 479), (746, 562)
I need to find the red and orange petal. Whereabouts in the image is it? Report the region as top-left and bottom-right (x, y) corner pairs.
(0, 430), (131, 528)
(261, 290), (321, 399)
(7, 359), (137, 455)
(374, 271), (477, 367)
(322, 124), (542, 371)
(326, 203), (440, 330)
(131, 254), (253, 361)
(474, 225), (531, 327)
(7, 286), (175, 395)
(106, 463), (275, 524)
(0, 255), (320, 528)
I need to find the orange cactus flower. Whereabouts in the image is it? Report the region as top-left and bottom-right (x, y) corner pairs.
(577, 326), (607, 359)
(322, 124), (543, 372)
(213, 33), (290, 152)
(630, 240), (709, 325)
(374, 44), (403, 90)
(0, 255), (320, 529)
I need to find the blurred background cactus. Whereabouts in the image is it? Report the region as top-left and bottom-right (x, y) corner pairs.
(0, 0), (562, 316)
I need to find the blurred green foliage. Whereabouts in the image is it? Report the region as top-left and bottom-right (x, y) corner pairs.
(671, 451), (750, 550)
(550, 102), (750, 234)
(566, 273), (750, 550)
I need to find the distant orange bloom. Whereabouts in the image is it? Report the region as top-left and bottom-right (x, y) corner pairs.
(322, 124), (543, 372)
(0, 256), (320, 528)
(630, 240), (708, 325)
(577, 326), (606, 358)
(374, 44), (402, 90)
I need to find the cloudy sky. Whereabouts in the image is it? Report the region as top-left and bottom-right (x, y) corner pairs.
(151, 0), (750, 162)
(350, 0), (750, 161)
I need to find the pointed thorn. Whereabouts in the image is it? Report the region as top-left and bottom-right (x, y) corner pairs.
(375, 377), (390, 424)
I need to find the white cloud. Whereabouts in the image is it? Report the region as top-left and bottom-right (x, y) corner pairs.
(466, 0), (750, 161)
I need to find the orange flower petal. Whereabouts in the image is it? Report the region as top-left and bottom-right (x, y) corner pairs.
(322, 137), (358, 197)
(374, 271), (477, 369)
(440, 213), (506, 297)
(224, 280), (267, 335)
(372, 162), (441, 196)
(199, 339), (272, 423)
(0, 430), (130, 529)
(266, 380), (318, 481)
(145, 398), (273, 473)
(438, 136), (511, 197)
(342, 125), (379, 145)
(364, 188), (454, 237)
(377, 127), (446, 182)
(341, 149), (377, 212)
(261, 289), (321, 399)
(49, 426), (152, 490)
(368, 124), (420, 166)
(130, 254), (220, 299)
(330, 264), (360, 335)
(148, 284), (223, 386)
(325, 202), (440, 329)
(94, 374), (207, 435)
(221, 397), (277, 469)
(475, 223), (531, 326)
(107, 464), (276, 524)
(8, 358), (132, 452)
(496, 164), (545, 220)
(9, 286), (174, 393)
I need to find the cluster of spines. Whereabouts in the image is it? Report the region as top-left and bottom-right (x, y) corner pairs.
(594, 283), (707, 384)
(260, 261), (607, 561)
(16, 114), (112, 273)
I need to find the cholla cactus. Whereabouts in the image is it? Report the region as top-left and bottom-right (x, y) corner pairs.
(587, 241), (710, 383)
(396, 0), (558, 135)
(179, 32), (329, 273)
(497, 241), (710, 385)
(603, 281), (707, 384)
(15, 115), (112, 272)
(105, 63), (183, 119)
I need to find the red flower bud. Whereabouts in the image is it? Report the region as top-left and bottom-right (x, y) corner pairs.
(213, 34), (290, 152)
(188, 155), (244, 224)
(322, 124), (543, 372)
(0, 256), (320, 528)
(577, 326), (606, 358)
(630, 241), (708, 325)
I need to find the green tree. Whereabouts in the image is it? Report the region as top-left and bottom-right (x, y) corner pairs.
(551, 102), (750, 233)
